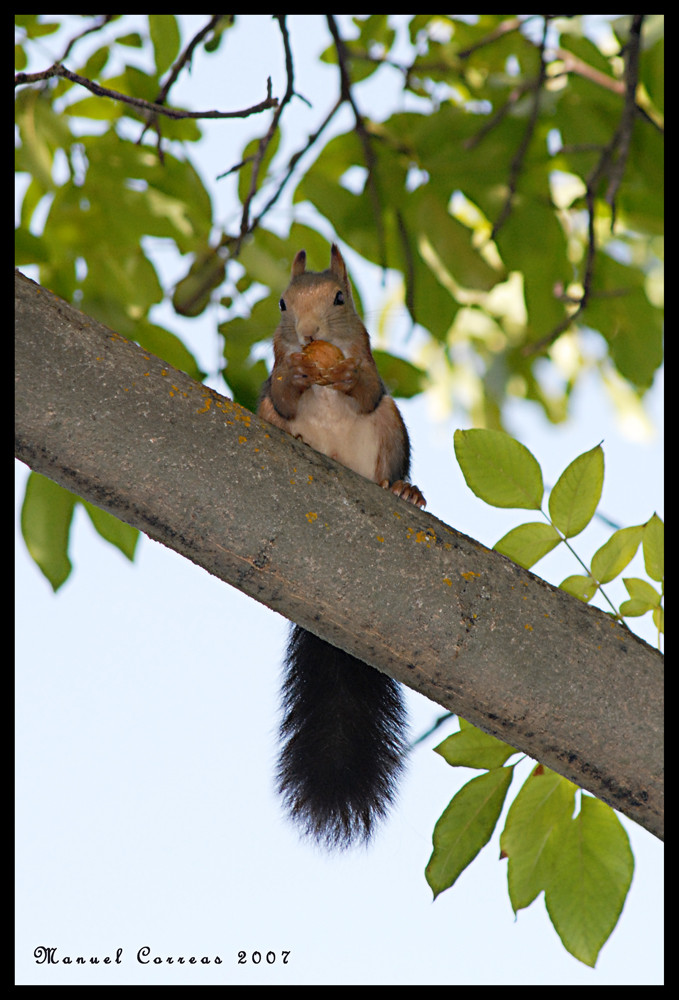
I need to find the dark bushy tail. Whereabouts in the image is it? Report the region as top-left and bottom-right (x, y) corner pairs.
(277, 625), (408, 849)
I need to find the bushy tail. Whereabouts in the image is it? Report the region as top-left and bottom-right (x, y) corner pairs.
(277, 625), (408, 849)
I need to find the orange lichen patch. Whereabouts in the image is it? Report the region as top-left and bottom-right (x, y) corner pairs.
(405, 526), (436, 546)
(305, 512), (318, 523)
(461, 571), (481, 581)
(443, 577), (452, 586)
(524, 623), (533, 631)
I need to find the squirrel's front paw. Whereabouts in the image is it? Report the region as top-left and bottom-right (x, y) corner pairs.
(326, 356), (359, 393)
(288, 351), (323, 390)
(381, 479), (427, 509)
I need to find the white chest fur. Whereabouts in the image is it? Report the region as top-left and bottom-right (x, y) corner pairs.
(287, 385), (382, 482)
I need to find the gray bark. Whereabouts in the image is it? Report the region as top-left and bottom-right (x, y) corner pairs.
(15, 270), (664, 839)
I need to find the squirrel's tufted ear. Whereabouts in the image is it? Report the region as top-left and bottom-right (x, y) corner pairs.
(291, 250), (307, 278)
(329, 243), (355, 307)
(329, 243), (347, 281)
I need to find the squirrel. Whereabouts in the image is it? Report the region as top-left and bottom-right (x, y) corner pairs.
(258, 243), (425, 849)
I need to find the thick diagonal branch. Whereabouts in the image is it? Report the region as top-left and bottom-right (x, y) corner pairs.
(15, 271), (663, 840)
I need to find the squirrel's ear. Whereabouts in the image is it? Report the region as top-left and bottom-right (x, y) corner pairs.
(330, 243), (355, 307)
(329, 243), (347, 282)
(291, 250), (306, 278)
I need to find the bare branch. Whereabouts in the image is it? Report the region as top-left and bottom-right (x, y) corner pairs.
(525, 15), (648, 357)
(137, 15), (233, 145)
(246, 96), (344, 233)
(326, 15), (388, 270)
(56, 14), (117, 64)
(157, 15), (231, 104)
(605, 14), (645, 222)
(490, 16), (550, 240)
(236, 14), (297, 248)
(14, 61), (278, 121)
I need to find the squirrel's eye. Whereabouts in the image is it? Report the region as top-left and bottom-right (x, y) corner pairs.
(279, 298), (287, 311)
(333, 291), (344, 306)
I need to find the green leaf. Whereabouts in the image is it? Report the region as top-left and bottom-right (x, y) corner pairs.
(559, 574), (598, 603)
(238, 129), (281, 207)
(372, 349), (425, 398)
(622, 576), (661, 606)
(619, 598), (653, 618)
(81, 502), (139, 561)
(149, 14), (181, 76)
(500, 766), (578, 912)
(64, 95), (123, 121)
(494, 195), (570, 340)
(454, 428), (544, 509)
(643, 513), (664, 582)
(426, 767), (514, 899)
(15, 89), (59, 192)
(653, 607), (664, 634)
(172, 250), (226, 317)
(544, 795), (634, 967)
(548, 444), (604, 538)
(435, 718), (517, 770)
(408, 187), (502, 292)
(590, 525), (644, 584)
(584, 254), (663, 389)
(117, 32), (144, 48)
(15, 228), (50, 265)
(493, 522), (561, 569)
(21, 472), (75, 591)
(619, 576), (661, 618)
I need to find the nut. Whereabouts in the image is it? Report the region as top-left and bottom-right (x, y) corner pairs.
(302, 339), (344, 370)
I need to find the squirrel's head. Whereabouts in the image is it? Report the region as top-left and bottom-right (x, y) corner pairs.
(278, 244), (357, 346)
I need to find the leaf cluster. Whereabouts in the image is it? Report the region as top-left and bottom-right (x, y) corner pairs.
(454, 429), (663, 640)
(420, 427), (662, 964)
(426, 722), (634, 967)
(15, 15), (663, 431)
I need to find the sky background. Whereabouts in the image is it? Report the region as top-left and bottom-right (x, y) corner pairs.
(16, 15), (663, 985)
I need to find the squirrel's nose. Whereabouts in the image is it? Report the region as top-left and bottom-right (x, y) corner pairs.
(296, 320), (321, 344)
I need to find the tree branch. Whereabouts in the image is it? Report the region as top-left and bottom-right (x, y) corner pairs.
(326, 15), (388, 270)
(137, 14), (233, 147)
(525, 15), (649, 357)
(235, 14), (298, 248)
(14, 61), (278, 121)
(15, 271), (663, 840)
(490, 16), (550, 241)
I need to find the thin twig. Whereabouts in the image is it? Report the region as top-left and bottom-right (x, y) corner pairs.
(604, 14), (644, 223)
(326, 14), (387, 271)
(490, 15), (550, 240)
(456, 15), (524, 59)
(463, 77), (538, 151)
(525, 15), (648, 357)
(14, 62), (278, 120)
(57, 14), (117, 64)
(138, 15), (231, 144)
(158, 15), (230, 104)
(235, 14), (297, 248)
(553, 46), (626, 96)
(247, 96), (344, 233)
